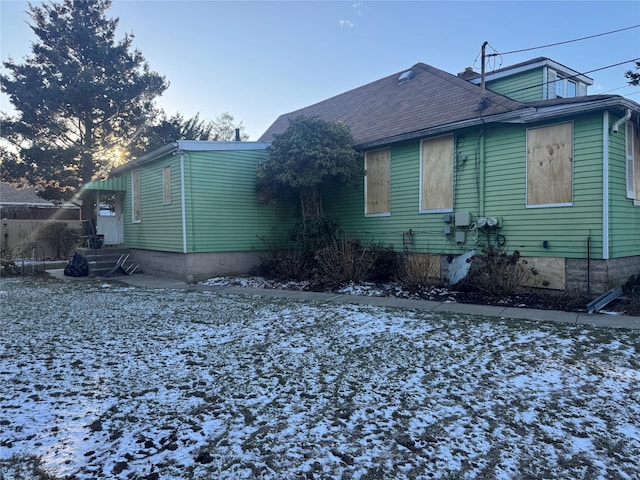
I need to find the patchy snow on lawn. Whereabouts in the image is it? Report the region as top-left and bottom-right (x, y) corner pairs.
(1, 277), (639, 479)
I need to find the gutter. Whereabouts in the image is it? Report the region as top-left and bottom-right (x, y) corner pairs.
(179, 151), (187, 254)
(602, 111), (609, 260)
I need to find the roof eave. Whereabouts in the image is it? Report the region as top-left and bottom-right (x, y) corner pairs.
(111, 142), (180, 176)
(354, 109), (531, 150)
(355, 97), (640, 150)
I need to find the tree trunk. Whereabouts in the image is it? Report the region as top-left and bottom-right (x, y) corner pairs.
(80, 116), (96, 224)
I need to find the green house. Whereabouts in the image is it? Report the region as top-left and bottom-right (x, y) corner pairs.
(85, 141), (293, 282)
(87, 57), (640, 294)
(261, 58), (640, 294)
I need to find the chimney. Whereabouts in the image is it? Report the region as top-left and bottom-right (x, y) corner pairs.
(458, 66), (477, 80)
(235, 128), (241, 142)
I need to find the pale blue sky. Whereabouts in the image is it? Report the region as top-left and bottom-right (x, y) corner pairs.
(1, 0), (639, 139)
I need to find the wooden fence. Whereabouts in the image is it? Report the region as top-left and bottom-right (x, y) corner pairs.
(0, 219), (82, 260)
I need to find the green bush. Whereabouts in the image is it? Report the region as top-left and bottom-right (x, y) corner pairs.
(0, 248), (20, 277)
(257, 235), (312, 281)
(368, 244), (398, 282)
(289, 215), (341, 254)
(37, 222), (80, 259)
(622, 273), (640, 314)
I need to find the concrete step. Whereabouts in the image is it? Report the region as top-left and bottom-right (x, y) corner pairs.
(73, 247), (136, 277)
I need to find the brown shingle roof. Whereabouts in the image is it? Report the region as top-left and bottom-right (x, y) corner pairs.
(259, 62), (524, 147)
(0, 183), (52, 205)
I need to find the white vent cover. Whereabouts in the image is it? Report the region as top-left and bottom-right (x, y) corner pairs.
(398, 70), (414, 84)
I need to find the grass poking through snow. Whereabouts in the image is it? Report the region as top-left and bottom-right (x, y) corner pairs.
(1, 278), (639, 479)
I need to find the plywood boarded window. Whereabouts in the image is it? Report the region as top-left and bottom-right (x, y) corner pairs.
(132, 169), (141, 222)
(626, 122), (640, 201)
(420, 135), (453, 211)
(163, 166), (172, 204)
(365, 149), (391, 216)
(527, 122), (573, 206)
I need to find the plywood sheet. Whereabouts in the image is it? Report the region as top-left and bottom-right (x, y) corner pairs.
(527, 123), (572, 205)
(520, 256), (566, 290)
(365, 149), (390, 214)
(421, 136), (453, 210)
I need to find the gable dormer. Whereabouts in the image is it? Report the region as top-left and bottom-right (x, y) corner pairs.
(458, 57), (593, 102)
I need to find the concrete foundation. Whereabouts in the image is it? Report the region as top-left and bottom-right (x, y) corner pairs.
(442, 253), (640, 297)
(130, 249), (266, 283)
(130, 248), (640, 294)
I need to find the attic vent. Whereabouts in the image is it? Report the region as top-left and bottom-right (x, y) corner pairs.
(398, 70), (414, 84)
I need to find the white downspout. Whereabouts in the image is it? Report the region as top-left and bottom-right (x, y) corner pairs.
(612, 108), (632, 133)
(180, 152), (187, 254)
(602, 111), (609, 260)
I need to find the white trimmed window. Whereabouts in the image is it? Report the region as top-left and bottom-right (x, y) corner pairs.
(526, 122), (573, 207)
(163, 166), (172, 204)
(626, 122), (640, 202)
(420, 135), (453, 212)
(548, 69), (586, 99)
(365, 149), (391, 216)
(132, 169), (141, 222)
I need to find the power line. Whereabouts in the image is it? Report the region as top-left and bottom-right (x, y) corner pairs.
(487, 24), (640, 57)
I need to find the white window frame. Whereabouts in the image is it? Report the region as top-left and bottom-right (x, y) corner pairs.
(132, 169), (141, 223)
(549, 69), (584, 99)
(626, 122), (640, 205)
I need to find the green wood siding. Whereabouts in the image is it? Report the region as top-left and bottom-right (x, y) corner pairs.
(486, 68), (544, 102)
(484, 116), (604, 259)
(123, 158), (184, 251)
(120, 148), (294, 253)
(185, 149), (293, 253)
(327, 113), (608, 260)
(608, 112), (640, 258)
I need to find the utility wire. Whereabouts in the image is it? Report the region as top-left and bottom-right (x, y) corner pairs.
(487, 24), (640, 57)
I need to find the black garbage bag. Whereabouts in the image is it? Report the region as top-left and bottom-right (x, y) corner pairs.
(64, 252), (89, 277)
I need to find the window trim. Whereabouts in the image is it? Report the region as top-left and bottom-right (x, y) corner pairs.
(526, 121), (574, 208)
(419, 134), (454, 214)
(364, 148), (391, 217)
(626, 122), (640, 205)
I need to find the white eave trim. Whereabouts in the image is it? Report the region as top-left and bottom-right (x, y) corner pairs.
(112, 140), (271, 175)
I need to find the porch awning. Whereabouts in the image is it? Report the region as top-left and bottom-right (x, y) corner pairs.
(83, 177), (127, 191)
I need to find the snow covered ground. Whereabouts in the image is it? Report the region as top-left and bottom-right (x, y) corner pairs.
(1, 277), (639, 479)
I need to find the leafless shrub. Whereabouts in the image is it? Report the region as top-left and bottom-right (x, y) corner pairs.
(395, 252), (442, 291)
(459, 248), (538, 298)
(314, 237), (378, 287)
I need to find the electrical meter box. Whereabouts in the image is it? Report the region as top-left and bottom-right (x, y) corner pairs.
(455, 231), (466, 243)
(454, 212), (471, 227)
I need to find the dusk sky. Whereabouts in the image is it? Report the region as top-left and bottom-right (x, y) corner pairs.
(1, 1), (639, 139)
